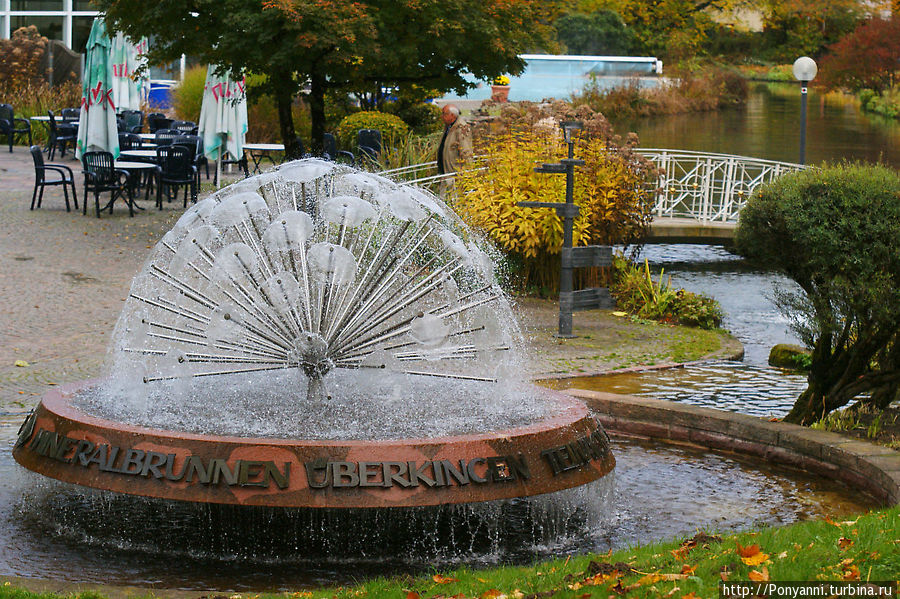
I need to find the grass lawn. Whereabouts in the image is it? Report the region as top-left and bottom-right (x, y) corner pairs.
(2, 506), (897, 599)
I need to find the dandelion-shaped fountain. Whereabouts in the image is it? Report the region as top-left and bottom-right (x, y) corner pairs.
(14, 160), (614, 509)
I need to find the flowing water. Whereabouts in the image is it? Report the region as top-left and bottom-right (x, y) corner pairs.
(0, 418), (873, 590)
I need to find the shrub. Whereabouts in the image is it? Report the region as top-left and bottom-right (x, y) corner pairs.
(171, 64), (206, 123)
(735, 163), (900, 424)
(610, 256), (724, 329)
(336, 111), (409, 150)
(455, 101), (656, 292)
(0, 26), (48, 90)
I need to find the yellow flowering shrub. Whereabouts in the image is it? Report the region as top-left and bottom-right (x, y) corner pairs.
(454, 102), (655, 292)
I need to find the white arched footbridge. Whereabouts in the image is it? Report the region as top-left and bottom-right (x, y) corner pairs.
(386, 149), (806, 245)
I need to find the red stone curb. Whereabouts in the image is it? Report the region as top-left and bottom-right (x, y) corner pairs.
(566, 389), (900, 505)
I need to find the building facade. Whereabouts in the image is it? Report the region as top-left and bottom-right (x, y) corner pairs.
(1, 0), (100, 53)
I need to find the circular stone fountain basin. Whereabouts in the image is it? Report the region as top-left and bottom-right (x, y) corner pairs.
(14, 381), (615, 509)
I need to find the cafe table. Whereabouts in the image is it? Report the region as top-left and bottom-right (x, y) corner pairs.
(243, 143), (286, 173)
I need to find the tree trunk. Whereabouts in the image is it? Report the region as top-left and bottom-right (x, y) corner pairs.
(274, 80), (301, 160)
(308, 70), (326, 156)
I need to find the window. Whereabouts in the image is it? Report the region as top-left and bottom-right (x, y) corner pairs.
(11, 15), (63, 41)
(71, 15), (94, 52)
(11, 1), (63, 9)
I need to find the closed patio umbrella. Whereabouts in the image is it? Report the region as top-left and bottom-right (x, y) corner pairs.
(76, 18), (119, 160)
(110, 32), (149, 111)
(198, 64), (248, 187)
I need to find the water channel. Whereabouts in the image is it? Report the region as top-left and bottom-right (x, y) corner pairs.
(551, 85), (900, 416)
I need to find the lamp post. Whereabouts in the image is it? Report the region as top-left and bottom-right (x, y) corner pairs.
(793, 56), (818, 165)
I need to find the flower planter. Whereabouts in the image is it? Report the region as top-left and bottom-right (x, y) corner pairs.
(491, 85), (510, 103)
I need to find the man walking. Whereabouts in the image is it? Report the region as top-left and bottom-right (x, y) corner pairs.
(437, 104), (472, 176)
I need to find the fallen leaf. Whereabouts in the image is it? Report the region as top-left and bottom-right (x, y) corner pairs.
(842, 565), (860, 581)
(777, 551), (788, 559)
(609, 581), (627, 595)
(664, 587), (681, 598)
(682, 593), (700, 599)
(612, 311), (628, 317)
(680, 565), (695, 575)
(825, 517), (842, 528)
(838, 537), (854, 550)
(479, 590), (504, 599)
(748, 567), (770, 582)
(14, 360), (28, 367)
(567, 583), (582, 591)
(407, 593), (420, 599)
(478, 579), (489, 584)
(719, 572), (729, 582)
(670, 547), (690, 561)
(736, 542), (769, 566)
(433, 575), (458, 584)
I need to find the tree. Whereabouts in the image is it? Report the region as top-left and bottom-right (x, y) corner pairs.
(760, 0), (861, 61)
(819, 17), (900, 93)
(555, 11), (636, 55)
(615, 0), (729, 58)
(95, 0), (556, 156)
(735, 164), (900, 425)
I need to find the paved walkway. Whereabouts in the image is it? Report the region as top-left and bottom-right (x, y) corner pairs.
(0, 146), (244, 414)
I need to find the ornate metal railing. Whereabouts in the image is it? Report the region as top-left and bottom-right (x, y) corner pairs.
(377, 149), (804, 225)
(638, 149), (805, 223)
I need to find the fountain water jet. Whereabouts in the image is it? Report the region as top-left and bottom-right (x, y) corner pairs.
(14, 159), (614, 509)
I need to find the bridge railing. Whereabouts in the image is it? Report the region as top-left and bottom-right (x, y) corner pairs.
(637, 149), (805, 223)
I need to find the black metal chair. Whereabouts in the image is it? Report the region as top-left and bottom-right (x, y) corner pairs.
(118, 132), (143, 150)
(47, 110), (77, 160)
(120, 110), (143, 133)
(147, 113), (172, 133)
(154, 129), (180, 147)
(29, 145), (77, 211)
(0, 104), (33, 152)
(357, 128), (382, 163)
(155, 145), (197, 209)
(60, 108), (80, 122)
(81, 151), (133, 217)
(171, 120), (197, 134)
(173, 134), (209, 181)
(323, 133), (354, 164)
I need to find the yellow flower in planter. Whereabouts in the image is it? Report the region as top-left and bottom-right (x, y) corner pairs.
(492, 75), (510, 86)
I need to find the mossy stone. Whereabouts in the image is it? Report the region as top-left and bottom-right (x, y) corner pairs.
(768, 343), (811, 370)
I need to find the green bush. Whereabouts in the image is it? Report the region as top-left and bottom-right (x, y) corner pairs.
(611, 256), (724, 329)
(171, 64), (206, 123)
(735, 163), (900, 424)
(384, 101), (441, 136)
(336, 111), (409, 150)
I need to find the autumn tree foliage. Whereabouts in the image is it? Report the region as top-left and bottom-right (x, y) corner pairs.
(759, 0), (861, 61)
(95, 0), (556, 156)
(819, 17), (900, 93)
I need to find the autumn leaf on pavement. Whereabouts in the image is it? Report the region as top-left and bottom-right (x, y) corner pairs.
(736, 542), (769, 566)
(748, 567), (770, 582)
(433, 575), (459, 584)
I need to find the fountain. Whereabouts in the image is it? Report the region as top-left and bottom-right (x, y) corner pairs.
(13, 159), (614, 510)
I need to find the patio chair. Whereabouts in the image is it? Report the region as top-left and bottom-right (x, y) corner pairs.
(171, 120), (197, 135)
(357, 128), (381, 163)
(82, 151), (133, 217)
(323, 133), (354, 164)
(154, 129), (180, 147)
(155, 145), (197, 209)
(118, 132), (143, 150)
(0, 104), (33, 152)
(30, 145), (78, 212)
(46, 110), (77, 160)
(173, 134), (209, 181)
(120, 110), (143, 133)
(60, 108), (81, 122)
(147, 113), (172, 133)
